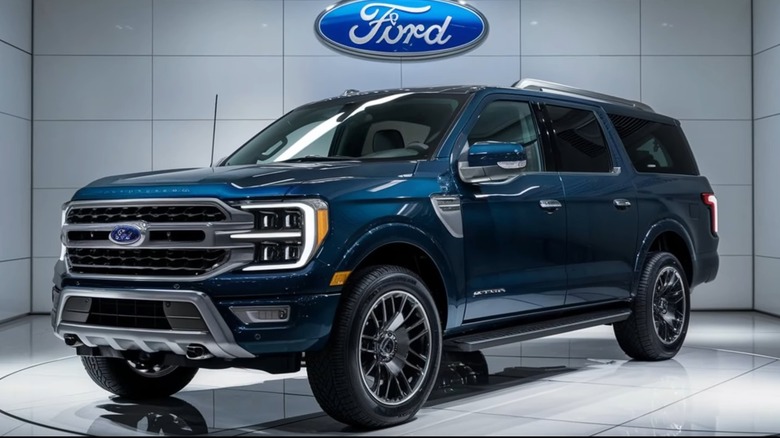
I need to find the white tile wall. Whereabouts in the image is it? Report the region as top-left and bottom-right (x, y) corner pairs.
(153, 56), (283, 120)
(692, 256), (752, 310)
(521, 56), (640, 101)
(753, 0), (780, 54)
(0, 260), (31, 322)
(283, 0), (339, 56)
(680, 121), (752, 186)
(754, 47), (780, 119)
(285, 57), (401, 112)
(34, 56), (152, 120)
(401, 56), (520, 88)
(0, 0), (31, 52)
(641, 0), (751, 56)
(154, 0), (282, 56)
(34, 121), (152, 188)
(0, 42), (31, 119)
(521, 0), (639, 56)
(755, 257), (780, 316)
(753, 2), (780, 316)
(29, 0), (756, 311)
(32, 189), (77, 259)
(754, 116), (780, 259)
(34, 0), (152, 55)
(711, 185), (752, 257)
(153, 120), (272, 169)
(1, 0), (31, 319)
(153, 121), (214, 170)
(641, 56), (751, 120)
(456, 0), (520, 57)
(0, 114), (31, 262)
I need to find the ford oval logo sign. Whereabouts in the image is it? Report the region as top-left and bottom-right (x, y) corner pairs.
(316, 0), (488, 60)
(109, 224), (144, 246)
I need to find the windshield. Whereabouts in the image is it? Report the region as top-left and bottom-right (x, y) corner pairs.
(223, 92), (468, 165)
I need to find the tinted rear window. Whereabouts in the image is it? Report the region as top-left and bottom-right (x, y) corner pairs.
(609, 114), (699, 175)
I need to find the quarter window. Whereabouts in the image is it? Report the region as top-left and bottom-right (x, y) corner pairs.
(546, 105), (612, 173)
(608, 114), (699, 175)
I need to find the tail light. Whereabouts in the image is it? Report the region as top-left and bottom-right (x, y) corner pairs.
(702, 193), (718, 235)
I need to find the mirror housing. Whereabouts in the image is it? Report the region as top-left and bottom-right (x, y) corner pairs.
(459, 142), (528, 183)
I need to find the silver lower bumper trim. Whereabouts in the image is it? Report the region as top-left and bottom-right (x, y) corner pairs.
(52, 287), (254, 360)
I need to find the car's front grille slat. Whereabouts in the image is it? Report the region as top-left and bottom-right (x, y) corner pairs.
(67, 248), (229, 277)
(66, 205), (226, 224)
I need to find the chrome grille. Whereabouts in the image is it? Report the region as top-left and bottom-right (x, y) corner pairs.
(66, 205), (226, 224)
(68, 248), (229, 277)
(62, 199), (256, 281)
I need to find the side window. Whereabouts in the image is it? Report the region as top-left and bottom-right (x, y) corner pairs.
(608, 114), (699, 175)
(465, 100), (544, 172)
(546, 105), (612, 173)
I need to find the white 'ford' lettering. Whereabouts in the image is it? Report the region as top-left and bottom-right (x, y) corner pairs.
(348, 3), (453, 46)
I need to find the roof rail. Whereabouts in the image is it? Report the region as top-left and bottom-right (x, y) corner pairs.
(512, 78), (654, 113)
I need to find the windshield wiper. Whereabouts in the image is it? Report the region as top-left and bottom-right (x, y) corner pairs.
(281, 155), (359, 163)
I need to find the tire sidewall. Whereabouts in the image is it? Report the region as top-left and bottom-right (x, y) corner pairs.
(642, 253), (691, 358)
(344, 270), (442, 423)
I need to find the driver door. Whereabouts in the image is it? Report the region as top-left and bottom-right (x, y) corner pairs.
(458, 98), (568, 321)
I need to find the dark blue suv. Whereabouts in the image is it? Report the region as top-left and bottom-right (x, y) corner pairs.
(52, 79), (719, 428)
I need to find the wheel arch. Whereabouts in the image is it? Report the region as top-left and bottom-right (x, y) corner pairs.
(335, 223), (460, 331)
(635, 219), (696, 293)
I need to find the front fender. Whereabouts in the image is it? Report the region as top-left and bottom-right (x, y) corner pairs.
(335, 222), (464, 331)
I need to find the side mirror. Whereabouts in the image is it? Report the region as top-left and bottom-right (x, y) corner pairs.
(214, 156), (228, 167)
(460, 142), (527, 183)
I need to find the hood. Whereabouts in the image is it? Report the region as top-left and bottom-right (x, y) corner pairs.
(72, 161), (419, 201)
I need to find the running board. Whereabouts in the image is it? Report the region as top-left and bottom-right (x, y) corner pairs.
(444, 309), (632, 352)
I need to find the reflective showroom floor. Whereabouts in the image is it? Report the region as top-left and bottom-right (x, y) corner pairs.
(0, 312), (779, 436)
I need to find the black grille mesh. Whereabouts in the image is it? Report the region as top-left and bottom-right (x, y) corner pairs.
(68, 248), (228, 277)
(66, 205), (226, 224)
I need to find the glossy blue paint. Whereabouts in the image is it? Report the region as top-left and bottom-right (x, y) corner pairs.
(315, 0), (488, 59)
(55, 85), (719, 357)
(467, 142), (527, 168)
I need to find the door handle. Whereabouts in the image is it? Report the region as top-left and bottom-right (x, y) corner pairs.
(613, 198), (632, 210)
(539, 199), (563, 212)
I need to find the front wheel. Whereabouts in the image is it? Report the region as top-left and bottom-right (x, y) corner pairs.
(307, 265), (442, 429)
(614, 252), (691, 361)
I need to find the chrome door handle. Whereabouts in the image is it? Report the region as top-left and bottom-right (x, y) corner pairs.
(539, 199), (563, 212)
(613, 198), (632, 210)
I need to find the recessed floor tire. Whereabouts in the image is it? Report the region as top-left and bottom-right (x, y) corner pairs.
(614, 251), (691, 361)
(81, 356), (198, 400)
(307, 265), (443, 429)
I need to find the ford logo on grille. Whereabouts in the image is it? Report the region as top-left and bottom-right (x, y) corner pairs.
(109, 224), (144, 245)
(316, 0), (488, 60)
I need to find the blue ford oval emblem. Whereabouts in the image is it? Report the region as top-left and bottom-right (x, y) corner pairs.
(316, 0), (488, 60)
(109, 224), (143, 245)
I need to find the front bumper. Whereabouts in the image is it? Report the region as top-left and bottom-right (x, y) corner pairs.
(52, 286), (341, 359)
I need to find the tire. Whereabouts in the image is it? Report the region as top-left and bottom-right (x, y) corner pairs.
(614, 252), (691, 361)
(307, 265), (443, 429)
(81, 356), (198, 400)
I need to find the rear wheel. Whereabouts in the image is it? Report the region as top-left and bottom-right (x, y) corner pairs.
(614, 252), (690, 361)
(81, 356), (198, 399)
(307, 265), (442, 429)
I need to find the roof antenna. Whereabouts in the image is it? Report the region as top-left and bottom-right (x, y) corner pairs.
(210, 94), (219, 167)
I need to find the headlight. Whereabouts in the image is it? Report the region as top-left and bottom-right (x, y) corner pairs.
(230, 199), (328, 271)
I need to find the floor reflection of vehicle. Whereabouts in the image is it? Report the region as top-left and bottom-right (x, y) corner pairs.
(87, 397), (208, 436)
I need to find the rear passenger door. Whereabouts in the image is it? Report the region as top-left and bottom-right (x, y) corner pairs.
(541, 103), (638, 304)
